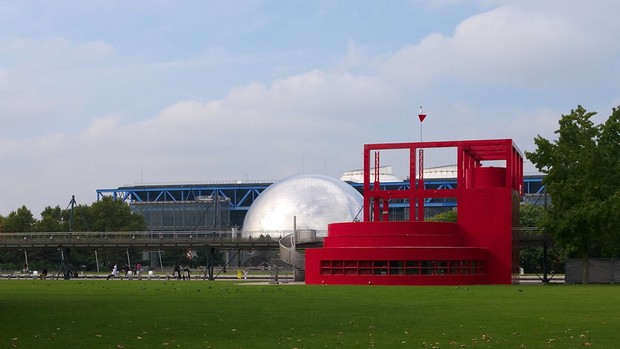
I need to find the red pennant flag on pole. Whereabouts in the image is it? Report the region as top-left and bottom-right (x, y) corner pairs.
(418, 106), (426, 122)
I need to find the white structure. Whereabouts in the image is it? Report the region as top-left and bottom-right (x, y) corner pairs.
(340, 166), (402, 183)
(242, 174), (363, 238)
(340, 165), (457, 182)
(423, 165), (457, 179)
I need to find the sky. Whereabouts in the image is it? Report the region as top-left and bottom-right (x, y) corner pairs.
(1, 0), (619, 217)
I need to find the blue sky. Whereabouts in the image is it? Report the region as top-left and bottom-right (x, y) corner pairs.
(1, 0), (619, 216)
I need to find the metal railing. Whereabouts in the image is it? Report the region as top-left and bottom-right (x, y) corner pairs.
(278, 230), (324, 269)
(0, 231), (285, 250)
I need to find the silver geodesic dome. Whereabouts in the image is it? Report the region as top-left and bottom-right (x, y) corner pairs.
(242, 174), (363, 238)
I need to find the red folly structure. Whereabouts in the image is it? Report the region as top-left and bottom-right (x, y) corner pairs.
(305, 139), (524, 285)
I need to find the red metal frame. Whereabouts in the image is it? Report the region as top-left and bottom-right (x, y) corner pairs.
(305, 139), (523, 285)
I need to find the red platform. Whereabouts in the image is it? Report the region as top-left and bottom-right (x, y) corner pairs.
(305, 139), (523, 285)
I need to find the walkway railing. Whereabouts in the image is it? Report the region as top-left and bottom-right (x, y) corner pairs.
(0, 231), (283, 250)
(278, 230), (324, 269)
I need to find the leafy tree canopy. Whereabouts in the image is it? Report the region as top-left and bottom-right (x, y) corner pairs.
(0, 198), (147, 271)
(526, 105), (620, 260)
(35, 206), (70, 232)
(2, 206), (36, 232)
(427, 210), (457, 222)
(0, 198), (145, 232)
(519, 204), (545, 228)
(89, 196), (146, 231)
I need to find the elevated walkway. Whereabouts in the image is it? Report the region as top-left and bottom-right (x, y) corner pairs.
(0, 231), (280, 250)
(0, 228), (548, 251)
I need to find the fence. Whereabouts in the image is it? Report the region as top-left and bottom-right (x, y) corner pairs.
(565, 258), (620, 283)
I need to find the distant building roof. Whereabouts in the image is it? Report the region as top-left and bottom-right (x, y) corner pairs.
(340, 165), (458, 183)
(340, 166), (402, 183)
(423, 165), (457, 179)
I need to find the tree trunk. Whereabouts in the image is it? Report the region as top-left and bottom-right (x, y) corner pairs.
(582, 255), (589, 285)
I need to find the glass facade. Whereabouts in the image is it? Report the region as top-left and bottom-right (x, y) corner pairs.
(131, 195), (231, 231)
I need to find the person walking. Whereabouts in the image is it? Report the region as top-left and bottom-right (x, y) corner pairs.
(107, 264), (118, 280)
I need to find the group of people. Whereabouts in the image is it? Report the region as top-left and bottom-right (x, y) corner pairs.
(173, 264), (191, 280)
(106, 263), (142, 280)
(105, 263), (195, 280)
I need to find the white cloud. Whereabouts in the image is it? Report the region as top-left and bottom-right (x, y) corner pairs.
(80, 114), (122, 142)
(381, 4), (620, 89)
(133, 70), (400, 154)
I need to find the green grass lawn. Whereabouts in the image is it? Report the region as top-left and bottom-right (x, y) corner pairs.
(1, 280), (619, 348)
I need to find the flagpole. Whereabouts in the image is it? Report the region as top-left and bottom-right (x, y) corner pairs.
(418, 106), (426, 142)
(417, 106), (427, 221)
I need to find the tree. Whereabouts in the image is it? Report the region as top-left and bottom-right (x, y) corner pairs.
(2, 206), (36, 232)
(35, 206), (70, 232)
(88, 196), (145, 231)
(427, 210), (457, 222)
(525, 105), (620, 283)
(519, 204), (545, 228)
(598, 107), (620, 257)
